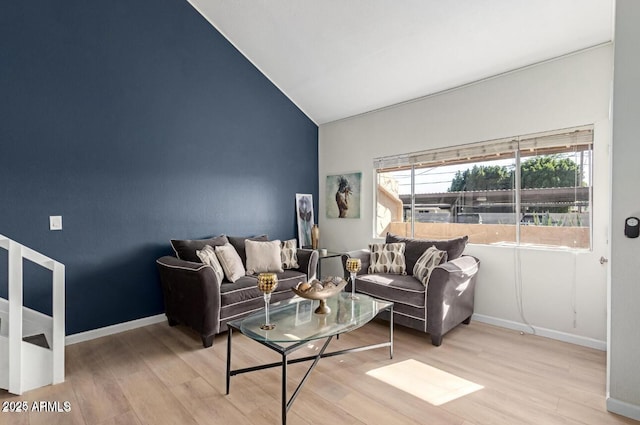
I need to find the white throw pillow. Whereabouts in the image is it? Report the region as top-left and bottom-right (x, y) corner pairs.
(214, 243), (246, 282)
(413, 246), (448, 287)
(196, 245), (225, 284)
(245, 239), (284, 275)
(281, 239), (299, 270)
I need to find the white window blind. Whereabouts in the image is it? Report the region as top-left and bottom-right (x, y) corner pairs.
(374, 126), (593, 171)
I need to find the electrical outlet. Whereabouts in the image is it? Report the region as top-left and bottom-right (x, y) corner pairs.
(49, 216), (62, 231)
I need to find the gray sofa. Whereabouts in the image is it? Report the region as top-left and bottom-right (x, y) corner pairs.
(342, 233), (480, 346)
(157, 234), (318, 347)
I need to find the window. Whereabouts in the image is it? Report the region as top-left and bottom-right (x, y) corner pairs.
(375, 126), (593, 249)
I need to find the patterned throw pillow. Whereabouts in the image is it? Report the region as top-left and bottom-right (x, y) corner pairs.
(196, 245), (225, 284)
(281, 239), (299, 269)
(368, 243), (407, 275)
(413, 246), (448, 287)
(214, 243), (246, 283)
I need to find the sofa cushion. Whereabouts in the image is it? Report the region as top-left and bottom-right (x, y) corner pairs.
(355, 274), (425, 309)
(245, 239), (284, 274)
(228, 235), (269, 266)
(219, 270), (307, 316)
(413, 246), (447, 287)
(368, 243), (407, 275)
(171, 235), (229, 262)
(386, 233), (468, 273)
(196, 245), (225, 284)
(281, 239), (299, 269)
(215, 243), (246, 282)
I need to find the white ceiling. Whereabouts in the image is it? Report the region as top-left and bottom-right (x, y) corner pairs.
(189, 0), (614, 125)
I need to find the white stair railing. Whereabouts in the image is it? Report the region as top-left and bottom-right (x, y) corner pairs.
(0, 234), (65, 395)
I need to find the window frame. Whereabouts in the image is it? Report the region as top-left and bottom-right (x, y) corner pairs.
(374, 126), (594, 251)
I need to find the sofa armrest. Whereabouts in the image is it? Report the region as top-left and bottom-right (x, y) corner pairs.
(156, 256), (222, 341)
(295, 248), (319, 280)
(342, 249), (371, 278)
(426, 255), (480, 345)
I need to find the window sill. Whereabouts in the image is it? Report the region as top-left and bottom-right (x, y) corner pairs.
(471, 241), (592, 253)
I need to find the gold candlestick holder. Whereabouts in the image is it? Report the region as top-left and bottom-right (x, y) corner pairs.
(257, 273), (278, 330)
(345, 258), (362, 300)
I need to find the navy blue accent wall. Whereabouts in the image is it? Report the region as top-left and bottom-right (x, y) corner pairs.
(0, 1), (318, 334)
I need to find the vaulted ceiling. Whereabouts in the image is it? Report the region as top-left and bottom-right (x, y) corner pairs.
(189, 1), (614, 125)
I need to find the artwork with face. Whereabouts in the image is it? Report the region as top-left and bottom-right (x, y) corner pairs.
(326, 172), (362, 219)
(296, 193), (314, 248)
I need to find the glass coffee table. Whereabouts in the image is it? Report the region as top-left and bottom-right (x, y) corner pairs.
(226, 292), (393, 425)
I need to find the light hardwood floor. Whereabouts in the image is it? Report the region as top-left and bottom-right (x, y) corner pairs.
(1, 320), (637, 425)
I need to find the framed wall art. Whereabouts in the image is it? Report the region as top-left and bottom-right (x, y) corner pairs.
(295, 193), (314, 248)
(325, 172), (362, 219)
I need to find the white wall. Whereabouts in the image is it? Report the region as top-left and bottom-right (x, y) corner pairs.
(608, 0), (640, 419)
(319, 44), (613, 347)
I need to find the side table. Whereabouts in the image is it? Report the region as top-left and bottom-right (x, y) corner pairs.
(317, 250), (344, 279)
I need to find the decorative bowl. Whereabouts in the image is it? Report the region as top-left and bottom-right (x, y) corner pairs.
(291, 276), (347, 314)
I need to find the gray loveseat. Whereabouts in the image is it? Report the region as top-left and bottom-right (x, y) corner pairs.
(343, 233), (480, 346)
(157, 234), (318, 347)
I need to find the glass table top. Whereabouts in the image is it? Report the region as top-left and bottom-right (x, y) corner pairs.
(228, 293), (392, 345)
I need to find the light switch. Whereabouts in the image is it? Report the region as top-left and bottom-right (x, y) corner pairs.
(49, 215), (62, 231)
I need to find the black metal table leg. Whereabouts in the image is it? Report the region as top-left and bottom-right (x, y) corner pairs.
(226, 328), (232, 394)
(282, 353), (287, 425)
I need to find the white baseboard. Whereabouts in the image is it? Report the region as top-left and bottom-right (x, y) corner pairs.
(63, 310), (606, 350)
(2, 298), (167, 346)
(472, 313), (607, 351)
(65, 314), (166, 346)
(607, 397), (640, 421)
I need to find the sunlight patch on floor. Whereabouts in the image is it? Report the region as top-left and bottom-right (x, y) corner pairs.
(366, 359), (483, 406)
